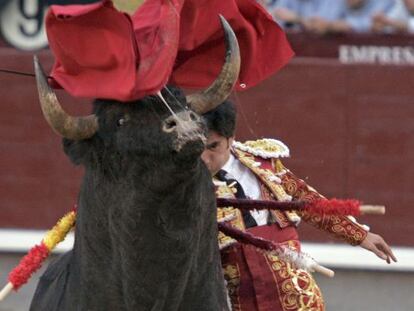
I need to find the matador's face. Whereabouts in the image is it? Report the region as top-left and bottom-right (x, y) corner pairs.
(201, 130), (234, 175)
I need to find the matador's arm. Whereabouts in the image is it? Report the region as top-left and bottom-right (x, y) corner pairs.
(276, 159), (368, 245)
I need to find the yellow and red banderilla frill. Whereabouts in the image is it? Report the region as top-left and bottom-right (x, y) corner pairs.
(0, 199), (385, 301)
(0, 209), (76, 301)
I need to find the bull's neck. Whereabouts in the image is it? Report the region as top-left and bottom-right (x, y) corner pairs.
(70, 158), (212, 308)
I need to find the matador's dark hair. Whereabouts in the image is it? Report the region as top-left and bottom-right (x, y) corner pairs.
(202, 100), (236, 138)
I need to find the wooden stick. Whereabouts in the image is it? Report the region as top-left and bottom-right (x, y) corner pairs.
(360, 205), (386, 215)
(312, 264), (335, 278)
(0, 282), (13, 301)
(216, 198), (304, 210)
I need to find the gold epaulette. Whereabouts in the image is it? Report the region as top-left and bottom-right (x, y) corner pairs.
(233, 138), (290, 159)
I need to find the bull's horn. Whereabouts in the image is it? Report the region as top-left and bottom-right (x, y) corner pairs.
(33, 55), (98, 140)
(186, 15), (241, 114)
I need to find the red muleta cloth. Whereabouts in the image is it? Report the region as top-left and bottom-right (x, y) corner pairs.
(46, 0), (294, 101)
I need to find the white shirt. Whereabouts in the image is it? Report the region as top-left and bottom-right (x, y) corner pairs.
(222, 154), (269, 226)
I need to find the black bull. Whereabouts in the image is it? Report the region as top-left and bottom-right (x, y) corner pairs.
(30, 89), (227, 311)
(29, 16), (240, 311)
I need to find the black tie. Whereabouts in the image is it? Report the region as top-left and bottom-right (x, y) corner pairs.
(215, 169), (257, 228)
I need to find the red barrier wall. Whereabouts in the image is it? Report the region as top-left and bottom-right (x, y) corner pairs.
(1, 35), (413, 247)
(0, 49), (89, 229)
(235, 57), (414, 246)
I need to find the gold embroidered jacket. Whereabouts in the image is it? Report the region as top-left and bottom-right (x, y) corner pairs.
(217, 138), (368, 248)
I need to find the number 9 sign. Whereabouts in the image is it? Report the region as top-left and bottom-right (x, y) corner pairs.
(0, 0), (48, 51)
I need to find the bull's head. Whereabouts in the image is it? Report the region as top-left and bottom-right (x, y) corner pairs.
(34, 16), (240, 169)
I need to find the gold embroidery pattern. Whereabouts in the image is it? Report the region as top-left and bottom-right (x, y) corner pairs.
(223, 264), (242, 311)
(266, 242), (325, 311)
(234, 139), (290, 158)
(282, 177), (300, 195)
(218, 207), (245, 248)
(216, 180), (238, 199)
(216, 182), (246, 248)
(234, 149), (301, 225)
(261, 184), (291, 228)
(234, 149), (291, 202)
(272, 158), (287, 174)
(233, 143), (366, 245)
(281, 171), (367, 245)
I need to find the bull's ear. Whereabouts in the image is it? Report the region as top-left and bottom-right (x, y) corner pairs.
(62, 138), (93, 166)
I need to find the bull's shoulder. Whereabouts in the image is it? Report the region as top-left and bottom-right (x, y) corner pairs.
(233, 138), (290, 159)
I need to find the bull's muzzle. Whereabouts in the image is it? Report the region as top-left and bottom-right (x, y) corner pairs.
(162, 110), (206, 151)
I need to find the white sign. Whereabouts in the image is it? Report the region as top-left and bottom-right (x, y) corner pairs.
(0, 0), (48, 51)
(339, 45), (414, 65)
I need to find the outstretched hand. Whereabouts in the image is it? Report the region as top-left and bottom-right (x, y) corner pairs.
(360, 232), (397, 264)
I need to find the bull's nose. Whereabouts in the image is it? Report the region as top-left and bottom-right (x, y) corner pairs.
(162, 110), (206, 151)
(162, 110), (201, 133)
(163, 117), (178, 133)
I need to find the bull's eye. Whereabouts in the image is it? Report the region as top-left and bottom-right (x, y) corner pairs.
(117, 118), (126, 127)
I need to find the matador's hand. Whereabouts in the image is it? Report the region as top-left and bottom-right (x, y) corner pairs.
(360, 232), (397, 264)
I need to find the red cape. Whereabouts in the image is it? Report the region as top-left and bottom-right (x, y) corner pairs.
(47, 0), (294, 101)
